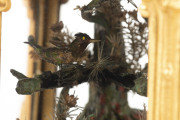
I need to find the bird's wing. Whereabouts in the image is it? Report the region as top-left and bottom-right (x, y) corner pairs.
(50, 37), (68, 48)
(42, 47), (70, 53)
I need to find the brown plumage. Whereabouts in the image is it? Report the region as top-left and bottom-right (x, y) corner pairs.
(25, 33), (100, 65)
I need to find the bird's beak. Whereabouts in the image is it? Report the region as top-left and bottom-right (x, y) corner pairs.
(24, 42), (29, 44)
(89, 39), (101, 43)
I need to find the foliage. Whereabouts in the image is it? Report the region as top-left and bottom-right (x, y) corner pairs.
(11, 0), (148, 119)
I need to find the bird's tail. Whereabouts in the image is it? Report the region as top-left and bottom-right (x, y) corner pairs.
(24, 35), (41, 49)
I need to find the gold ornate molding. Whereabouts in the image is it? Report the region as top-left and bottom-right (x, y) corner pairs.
(139, 0), (180, 120)
(163, 1), (180, 10)
(0, 0), (11, 12)
(19, 1), (60, 120)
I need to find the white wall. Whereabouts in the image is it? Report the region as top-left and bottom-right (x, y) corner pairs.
(0, 1), (29, 119)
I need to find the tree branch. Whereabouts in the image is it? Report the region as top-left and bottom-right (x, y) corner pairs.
(10, 63), (147, 96)
(80, 0), (109, 29)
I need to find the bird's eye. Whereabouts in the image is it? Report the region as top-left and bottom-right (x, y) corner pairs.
(82, 36), (85, 40)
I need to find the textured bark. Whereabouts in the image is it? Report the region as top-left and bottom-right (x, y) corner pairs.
(83, 26), (140, 120)
(80, 1), (147, 119)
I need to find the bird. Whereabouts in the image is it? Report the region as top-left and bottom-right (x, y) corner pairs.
(24, 33), (100, 65)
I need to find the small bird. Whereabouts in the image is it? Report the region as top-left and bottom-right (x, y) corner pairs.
(25, 33), (100, 65)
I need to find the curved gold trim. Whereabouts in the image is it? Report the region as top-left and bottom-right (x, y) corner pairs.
(0, 0), (11, 12)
